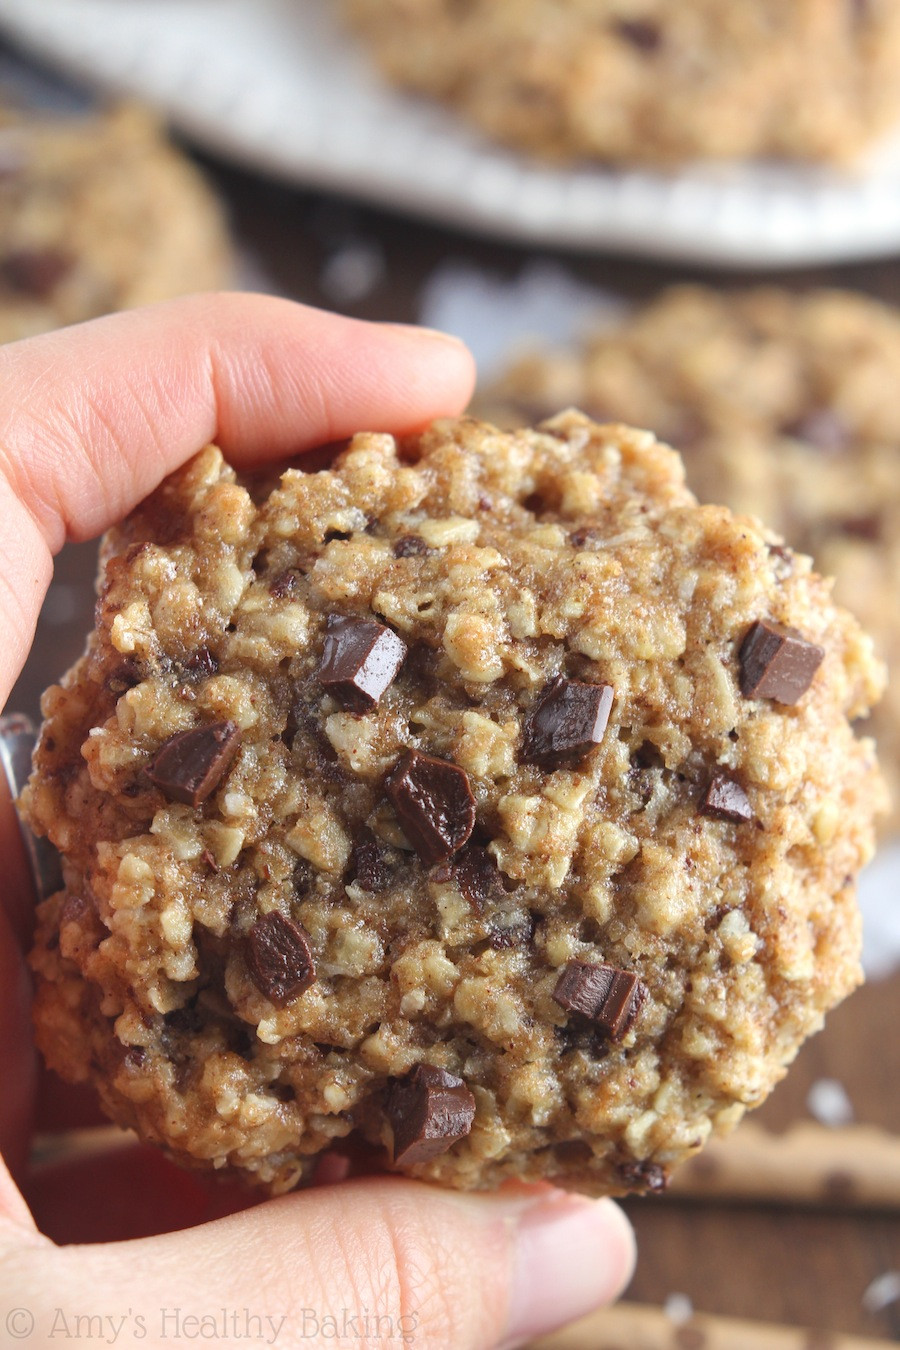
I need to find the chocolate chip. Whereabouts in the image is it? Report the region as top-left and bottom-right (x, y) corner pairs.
(523, 677), (614, 769)
(699, 773), (753, 823)
(616, 1158), (669, 1193)
(387, 1064), (476, 1166)
(553, 960), (647, 1041)
(614, 18), (662, 50)
(146, 721), (241, 806)
(1, 248), (73, 298)
(246, 912), (315, 1008)
(739, 620), (824, 704)
(349, 828), (394, 892)
(452, 846), (504, 912)
(782, 409), (850, 453)
(385, 750), (476, 864)
(317, 615), (407, 712)
(393, 535), (432, 558)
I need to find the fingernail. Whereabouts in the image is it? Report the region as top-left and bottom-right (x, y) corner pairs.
(380, 321), (470, 349)
(501, 1192), (635, 1348)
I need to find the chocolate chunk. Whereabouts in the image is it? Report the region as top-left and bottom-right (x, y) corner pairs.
(387, 1064), (476, 1166)
(553, 960), (647, 1041)
(452, 846), (504, 911)
(523, 676), (614, 769)
(146, 721), (241, 806)
(317, 614), (407, 712)
(614, 18), (662, 50)
(385, 750), (476, 864)
(782, 409), (850, 453)
(739, 620), (824, 704)
(349, 828), (394, 892)
(393, 535), (432, 558)
(699, 773), (753, 824)
(246, 912), (315, 1008)
(1, 248), (73, 298)
(616, 1158), (670, 1193)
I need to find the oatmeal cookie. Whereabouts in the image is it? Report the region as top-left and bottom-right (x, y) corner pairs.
(487, 286), (900, 833)
(342, 0), (900, 166)
(21, 413), (885, 1194)
(0, 103), (232, 344)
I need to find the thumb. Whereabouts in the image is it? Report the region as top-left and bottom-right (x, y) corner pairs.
(22, 1177), (634, 1349)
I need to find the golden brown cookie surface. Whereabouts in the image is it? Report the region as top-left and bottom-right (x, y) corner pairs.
(22, 414), (885, 1192)
(488, 287), (900, 834)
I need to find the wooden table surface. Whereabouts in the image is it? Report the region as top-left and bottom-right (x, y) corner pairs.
(5, 109), (899, 1344)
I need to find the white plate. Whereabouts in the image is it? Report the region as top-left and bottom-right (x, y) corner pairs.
(4, 0), (900, 268)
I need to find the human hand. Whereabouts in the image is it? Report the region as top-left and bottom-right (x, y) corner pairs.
(0, 294), (634, 1350)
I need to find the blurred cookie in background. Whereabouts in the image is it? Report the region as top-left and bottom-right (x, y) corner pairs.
(484, 286), (900, 832)
(342, 0), (900, 167)
(0, 102), (234, 344)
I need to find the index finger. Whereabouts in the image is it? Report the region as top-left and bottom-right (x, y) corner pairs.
(0, 292), (475, 700)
